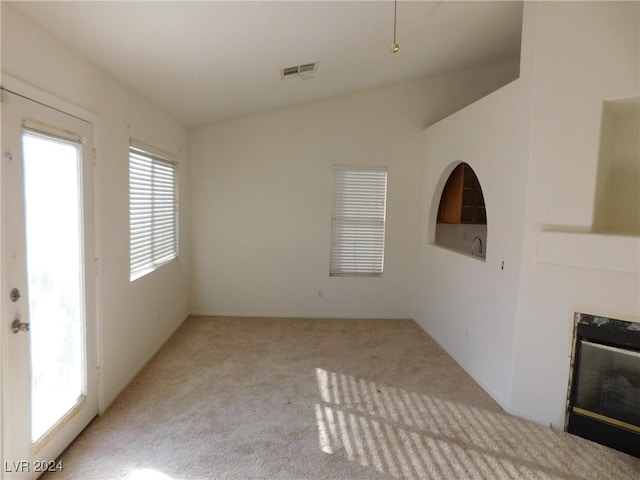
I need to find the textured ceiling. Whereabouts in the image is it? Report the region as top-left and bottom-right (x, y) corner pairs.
(10, 1), (523, 127)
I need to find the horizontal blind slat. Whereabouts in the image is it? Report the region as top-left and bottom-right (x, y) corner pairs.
(129, 145), (178, 280)
(330, 165), (387, 276)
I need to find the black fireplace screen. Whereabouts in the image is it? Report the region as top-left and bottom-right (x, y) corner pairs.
(567, 313), (640, 457)
(573, 340), (640, 430)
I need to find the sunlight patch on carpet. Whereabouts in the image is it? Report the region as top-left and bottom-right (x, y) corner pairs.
(314, 367), (613, 480)
(126, 468), (175, 480)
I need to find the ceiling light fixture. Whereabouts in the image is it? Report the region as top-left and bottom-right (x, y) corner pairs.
(390, 0), (399, 53)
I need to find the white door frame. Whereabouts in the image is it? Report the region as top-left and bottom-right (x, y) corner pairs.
(0, 74), (104, 479)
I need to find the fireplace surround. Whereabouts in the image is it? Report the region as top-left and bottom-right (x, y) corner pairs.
(566, 313), (640, 457)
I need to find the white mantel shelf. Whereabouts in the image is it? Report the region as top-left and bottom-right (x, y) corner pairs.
(538, 231), (639, 274)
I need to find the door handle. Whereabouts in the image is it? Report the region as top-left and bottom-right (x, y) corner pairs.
(11, 319), (30, 334)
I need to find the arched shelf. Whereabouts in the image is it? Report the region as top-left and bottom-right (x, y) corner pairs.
(434, 163), (487, 259)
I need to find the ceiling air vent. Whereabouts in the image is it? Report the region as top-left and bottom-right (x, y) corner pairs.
(282, 66), (300, 77)
(299, 63), (316, 74)
(281, 62), (318, 79)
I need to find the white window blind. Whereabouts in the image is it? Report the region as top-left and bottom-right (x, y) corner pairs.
(129, 144), (177, 281)
(330, 165), (388, 276)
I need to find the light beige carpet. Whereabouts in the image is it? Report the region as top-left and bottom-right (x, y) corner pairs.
(45, 316), (639, 480)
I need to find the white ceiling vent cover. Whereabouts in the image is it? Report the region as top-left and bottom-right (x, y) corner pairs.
(281, 62), (318, 79)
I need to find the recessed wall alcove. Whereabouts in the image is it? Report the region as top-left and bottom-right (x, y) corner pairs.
(538, 97), (639, 274)
(593, 97), (639, 236)
(433, 162), (487, 259)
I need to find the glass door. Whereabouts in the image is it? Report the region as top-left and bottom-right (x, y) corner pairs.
(2, 89), (97, 478)
(23, 131), (86, 443)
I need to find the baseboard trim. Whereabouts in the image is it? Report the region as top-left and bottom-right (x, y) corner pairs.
(99, 312), (190, 414)
(190, 311), (412, 320)
(412, 317), (512, 415)
(504, 406), (554, 429)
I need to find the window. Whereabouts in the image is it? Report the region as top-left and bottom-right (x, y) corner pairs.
(330, 165), (388, 276)
(129, 143), (177, 281)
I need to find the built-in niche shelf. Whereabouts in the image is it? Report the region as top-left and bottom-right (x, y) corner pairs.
(593, 97), (639, 235)
(437, 163), (486, 224)
(539, 97), (639, 273)
(435, 163), (487, 259)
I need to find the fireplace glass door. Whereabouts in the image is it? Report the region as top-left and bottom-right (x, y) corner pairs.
(573, 340), (640, 432)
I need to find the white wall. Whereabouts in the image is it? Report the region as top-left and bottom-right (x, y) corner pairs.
(1, 4), (190, 410)
(189, 63), (519, 318)
(416, 1), (639, 426)
(511, 1), (639, 427)
(415, 78), (531, 408)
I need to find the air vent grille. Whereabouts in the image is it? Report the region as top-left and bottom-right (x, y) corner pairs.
(299, 63), (316, 73)
(282, 66), (300, 77)
(281, 62), (318, 79)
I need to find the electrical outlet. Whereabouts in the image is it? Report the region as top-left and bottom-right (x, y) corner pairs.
(500, 258), (505, 272)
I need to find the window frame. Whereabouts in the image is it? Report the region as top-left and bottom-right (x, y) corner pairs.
(330, 164), (388, 277)
(128, 141), (178, 281)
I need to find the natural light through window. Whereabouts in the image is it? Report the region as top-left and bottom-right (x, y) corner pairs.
(126, 469), (175, 480)
(23, 132), (85, 442)
(129, 143), (177, 281)
(330, 165), (387, 276)
(313, 367), (584, 480)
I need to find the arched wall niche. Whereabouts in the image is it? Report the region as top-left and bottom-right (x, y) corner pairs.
(431, 162), (487, 259)
(427, 161), (461, 244)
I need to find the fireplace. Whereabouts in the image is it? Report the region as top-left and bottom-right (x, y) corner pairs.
(566, 313), (640, 457)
